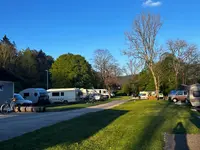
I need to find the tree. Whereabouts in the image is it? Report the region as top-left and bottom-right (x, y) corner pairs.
(124, 13), (162, 97)
(167, 39), (197, 88)
(16, 48), (38, 88)
(122, 82), (132, 95)
(50, 53), (94, 88)
(93, 49), (120, 98)
(156, 53), (176, 95)
(0, 35), (17, 69)
(122, 58), (143, 76)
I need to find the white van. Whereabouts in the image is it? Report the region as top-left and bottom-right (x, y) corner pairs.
(47, 88), (82, 104)
(139, 91), (149, 99)
(19, 88), (49, 105)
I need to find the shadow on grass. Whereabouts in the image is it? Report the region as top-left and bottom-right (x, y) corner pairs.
(190, 111), (200, 129)
(129, 101), (171, 149)
(0, 109), (128, 150)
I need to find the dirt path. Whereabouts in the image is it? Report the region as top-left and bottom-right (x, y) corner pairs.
(0, 100), (129, 142)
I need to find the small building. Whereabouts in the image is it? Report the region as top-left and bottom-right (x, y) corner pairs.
(0, 68), (22, 105)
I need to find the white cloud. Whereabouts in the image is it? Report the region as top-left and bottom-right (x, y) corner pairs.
(143, 0), (162, 7)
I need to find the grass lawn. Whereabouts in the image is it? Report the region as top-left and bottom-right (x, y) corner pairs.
(1, 100), (200, 150)
(46, 96), (131, 112)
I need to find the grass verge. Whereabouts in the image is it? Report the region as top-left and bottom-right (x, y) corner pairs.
(0, 100), (200, 150)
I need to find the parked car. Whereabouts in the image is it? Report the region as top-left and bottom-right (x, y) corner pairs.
(187, 84), (200, 107)
(171, 90), (187, 102)
(88, 93), (103, 101)
(111, 93), (115, 97)
(168, 90), (177, 101)
(13, 94), (32, 106)
(94, 93), (102, 101)
(158, 93), (164, 100)
(19, 88), (49, 105)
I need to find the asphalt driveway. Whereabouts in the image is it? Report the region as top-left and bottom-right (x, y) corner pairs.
(0, 100), (129, 142)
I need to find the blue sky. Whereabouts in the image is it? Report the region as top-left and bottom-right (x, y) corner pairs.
(1, 0), (200, 66)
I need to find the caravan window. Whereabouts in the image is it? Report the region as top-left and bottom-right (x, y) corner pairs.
(52, 92), (59, 96)
(0, 85), (3, 91)
(24, 93), (29, 97)
(193, 91), (200, 97)
(61, 92), (64, 96)
(103, 91), (107, 94)
(99, 90), (101, 94)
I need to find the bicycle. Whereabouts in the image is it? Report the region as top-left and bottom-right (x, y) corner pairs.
(0, 98), (16, 114)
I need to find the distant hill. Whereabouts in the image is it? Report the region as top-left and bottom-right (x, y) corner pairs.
(118, 75), (133, 85)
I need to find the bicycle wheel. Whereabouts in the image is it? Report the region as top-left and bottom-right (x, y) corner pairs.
(1, 104), (9, 114)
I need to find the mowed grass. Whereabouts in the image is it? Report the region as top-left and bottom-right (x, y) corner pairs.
(1, 100), (200, 150)
(46, 96), (131, 112)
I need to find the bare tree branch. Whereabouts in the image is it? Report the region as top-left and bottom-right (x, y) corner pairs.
(124, 13), (162, 97)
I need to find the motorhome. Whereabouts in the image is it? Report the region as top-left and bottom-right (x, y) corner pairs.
(47, 88), (82, 104)
(187, 84), (200, 107)
(19, 88), (49, 105)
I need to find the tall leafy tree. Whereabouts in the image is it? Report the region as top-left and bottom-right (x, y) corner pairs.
(50, 53), (94, 88)
(0, 35), (17, 69)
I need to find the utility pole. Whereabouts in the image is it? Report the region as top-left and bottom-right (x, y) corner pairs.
(45, 70), (49, 90)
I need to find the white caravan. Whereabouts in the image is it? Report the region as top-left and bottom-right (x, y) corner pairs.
(19, 88), (49, 104)
(187, 84), (200, 107)
(87, 89), (109, 96)
(47, 88), (82, 104)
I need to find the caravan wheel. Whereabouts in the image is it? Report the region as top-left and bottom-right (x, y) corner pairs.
(173, 98), (178, 103)
(63, 100), (68, 104)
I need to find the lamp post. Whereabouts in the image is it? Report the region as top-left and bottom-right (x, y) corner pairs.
(45, 70), (49, 90)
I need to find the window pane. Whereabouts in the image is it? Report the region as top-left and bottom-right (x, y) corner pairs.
(193, 91), (200, 97)
(61, 92), (64, 96)
(0, 85), (3, 91)
(52, 92), (59, 96)
(24, 93), (29, 97)
(177, 91), (183, 95)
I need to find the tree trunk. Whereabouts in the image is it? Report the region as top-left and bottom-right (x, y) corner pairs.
(108, 87), (111, 99)
(175, 73), (178, 90)
(149, 66), (159, 99)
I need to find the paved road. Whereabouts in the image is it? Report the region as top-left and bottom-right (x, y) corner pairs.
(164, 133), (200, 150)
(0, 100), (129, 142)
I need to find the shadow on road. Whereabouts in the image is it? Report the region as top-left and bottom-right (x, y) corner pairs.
(173, 122), (189, 150)
(0, 109), (128, 150)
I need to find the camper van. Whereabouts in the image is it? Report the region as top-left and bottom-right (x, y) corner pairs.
(47, 88), (82, 104)
(19, 88), (49, 105)
(187, 84), (200, 107)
